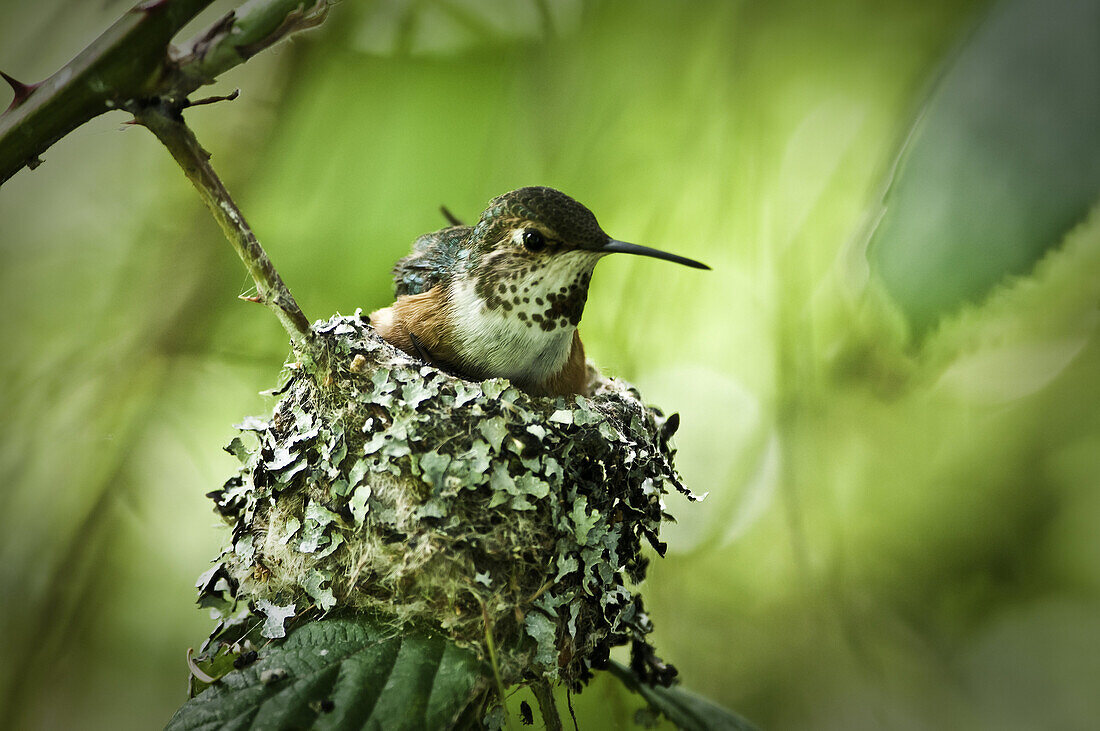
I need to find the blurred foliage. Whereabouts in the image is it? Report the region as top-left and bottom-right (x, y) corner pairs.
(867, 0), (1100, 331)
(2, 0), (1099, 729)
(167, 617), (487, 730)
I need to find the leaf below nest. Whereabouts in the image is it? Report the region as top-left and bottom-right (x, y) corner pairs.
(168, 616), (487, 731)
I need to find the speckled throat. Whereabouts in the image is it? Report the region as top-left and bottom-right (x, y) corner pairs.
(448, 249), (602, 385)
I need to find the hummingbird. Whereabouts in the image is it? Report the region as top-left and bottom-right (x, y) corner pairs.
(369, 187), (709, 397)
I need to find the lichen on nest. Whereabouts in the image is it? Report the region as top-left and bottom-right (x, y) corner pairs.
(198, 311), (696, 689)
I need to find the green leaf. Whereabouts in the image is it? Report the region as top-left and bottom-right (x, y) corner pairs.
(867, 0), (1100, 331)
(188, 645), (239, 696)
(168, 616), (487, 731)
(609, 661), (758, 731)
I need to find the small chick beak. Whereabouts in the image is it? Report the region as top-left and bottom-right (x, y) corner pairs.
(599, 239), (710, 270)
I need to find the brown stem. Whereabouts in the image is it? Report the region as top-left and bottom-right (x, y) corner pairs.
(0, 0), (330, 185)
(133, 100), (313, 350)
(532, 681), (563, 731)
(0, 0), (215, 184)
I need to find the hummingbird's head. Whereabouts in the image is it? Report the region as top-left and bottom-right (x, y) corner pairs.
(464, 187), (708, 333)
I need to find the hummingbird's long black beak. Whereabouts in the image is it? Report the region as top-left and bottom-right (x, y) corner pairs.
(599, 239), (710, 270)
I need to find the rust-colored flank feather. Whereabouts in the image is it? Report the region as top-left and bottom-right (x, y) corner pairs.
(369, 286), (592, 397)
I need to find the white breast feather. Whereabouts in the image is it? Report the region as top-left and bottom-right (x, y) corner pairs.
(447, 251), (597, 383)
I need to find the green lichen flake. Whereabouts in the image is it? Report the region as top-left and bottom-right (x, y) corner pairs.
(256, 600), (296, 639)
(198, 311), (694, 693)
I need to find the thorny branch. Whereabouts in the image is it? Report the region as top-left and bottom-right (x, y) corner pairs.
(132, 100), (313, 348)
(0, 0), (330, 348)
(0, 0), (329, 184)
(166, 0), (328, 97)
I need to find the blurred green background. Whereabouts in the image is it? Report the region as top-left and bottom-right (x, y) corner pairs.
(2, 0), (1099, 728)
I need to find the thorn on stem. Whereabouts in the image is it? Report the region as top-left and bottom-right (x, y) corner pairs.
(26, 155), (43, 170)
(183, 89), (241, 109)
(239, 294), (264, 303)
(1, 70), (38, 111)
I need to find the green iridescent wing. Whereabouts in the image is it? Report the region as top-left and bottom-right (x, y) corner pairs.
(392, 225), (471, 297)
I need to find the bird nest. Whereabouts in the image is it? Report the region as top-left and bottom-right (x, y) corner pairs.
(197, 312), (695, 688)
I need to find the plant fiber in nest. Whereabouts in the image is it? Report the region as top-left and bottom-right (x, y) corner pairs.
(200, 312), (695, 688)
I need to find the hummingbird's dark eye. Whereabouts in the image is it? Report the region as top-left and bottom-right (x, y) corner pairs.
(521, 229), (547, 253)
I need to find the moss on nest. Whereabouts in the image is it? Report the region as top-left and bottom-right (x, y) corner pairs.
(198, 311), (695, 689)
